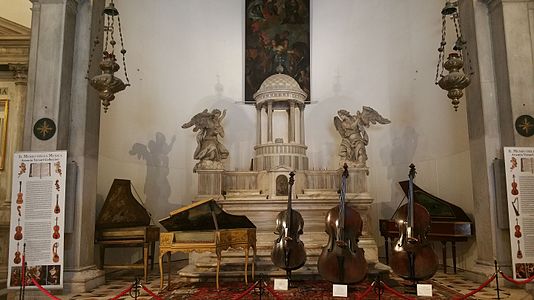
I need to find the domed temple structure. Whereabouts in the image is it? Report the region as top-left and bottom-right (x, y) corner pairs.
(253, 73), (308, 172)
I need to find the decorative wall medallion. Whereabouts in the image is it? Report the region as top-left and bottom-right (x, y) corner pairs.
(515, 115), (534, 137)
(33, 118), (56, 140)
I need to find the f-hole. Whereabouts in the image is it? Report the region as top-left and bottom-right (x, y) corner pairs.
(276, 175), (288, 196)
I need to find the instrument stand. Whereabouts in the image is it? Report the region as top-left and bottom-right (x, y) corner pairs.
(285, 270), (296, 288)
(398, 252), (418, 294)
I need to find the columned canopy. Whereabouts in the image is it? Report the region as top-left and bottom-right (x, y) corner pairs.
(253, 74), (308, 171)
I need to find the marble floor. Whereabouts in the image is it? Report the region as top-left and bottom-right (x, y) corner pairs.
(10, 261), (534, 299)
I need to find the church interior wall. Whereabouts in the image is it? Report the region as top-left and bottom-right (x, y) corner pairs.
(95, 0), (477, 270)
(0, 0), (485, 283)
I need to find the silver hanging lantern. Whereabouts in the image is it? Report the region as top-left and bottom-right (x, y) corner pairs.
(435, 1), (474, 111)
(86, 0), (130, 113)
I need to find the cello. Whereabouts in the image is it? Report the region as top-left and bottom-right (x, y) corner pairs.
(390, 164), (438, 282)
(317, 163), (367, 284)
(271, 171), (306, 279)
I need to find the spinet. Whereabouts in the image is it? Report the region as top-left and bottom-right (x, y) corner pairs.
(95, 179), (159, 282)
(379, 181), (473, 274)
(159, 199), (256, 289)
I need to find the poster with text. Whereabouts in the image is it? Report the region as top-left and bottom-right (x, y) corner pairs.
(504, 147), (534, 279)
(7, 151), (66, 289)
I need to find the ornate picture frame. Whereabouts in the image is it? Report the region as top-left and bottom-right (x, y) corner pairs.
(0, 99), (9, 170)
(244, 0), (310, 103)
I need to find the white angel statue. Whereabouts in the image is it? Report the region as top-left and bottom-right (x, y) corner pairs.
(334, 107), (390, 167)
(182, 109), (229, 171)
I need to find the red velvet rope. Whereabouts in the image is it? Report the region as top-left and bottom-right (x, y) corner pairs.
(231, 281), (259, 300)
(109, 284), (133, 300)
(381, 281), (416, 300)
(263, 282), (284, 300)
(29, 277), (61, 300)
(452, 273), (496, 300)
(355, 282), (374, 300)
(499, 271), (534, 285)
(141, 284), (163, 300)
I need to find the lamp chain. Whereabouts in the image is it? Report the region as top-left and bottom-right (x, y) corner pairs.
(454, 13), (475, 76)
(104, 14), (110, 53)
(85, 13), (103, 80)
(452, 14), (462, 58)
(117, 14), (130, 85)
(434, 14), (447, 84)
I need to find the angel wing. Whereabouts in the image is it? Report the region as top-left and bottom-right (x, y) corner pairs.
(129, 143), (148, 160)
(181, 109), (210, 132)
(360, 106), (391, 126)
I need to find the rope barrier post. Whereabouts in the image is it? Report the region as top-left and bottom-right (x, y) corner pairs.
(258, 274), (265, 300)
(129, 277), (141, 299)
(373, 276), (384, 299)
(376, 272), (381, 300)
(494, 260), (500, 300)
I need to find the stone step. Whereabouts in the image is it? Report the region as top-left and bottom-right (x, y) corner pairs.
(178, 261), (391, 283)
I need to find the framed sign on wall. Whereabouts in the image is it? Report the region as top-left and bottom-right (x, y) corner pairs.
(244, 0), (310, 103)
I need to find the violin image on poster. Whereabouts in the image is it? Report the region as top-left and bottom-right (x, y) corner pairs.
(517, 240), (523, 259)
(271, 171), (306, 279)
(13, 242), (21, 264)
(52, 242), (60, 263)
(515, 218), (522, 238)
(16, 181), (23, 205)
(54, 195), (60, 214)
(390, 164), (438, 282)
(52, 217), (60, 240)
(14, 218), (23, 240)
(511, 174), (519, 196)
(317, 164), (368, 284)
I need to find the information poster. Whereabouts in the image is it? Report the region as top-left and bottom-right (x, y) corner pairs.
(504, 147), (534, 279)
(7, 151), (66, 289)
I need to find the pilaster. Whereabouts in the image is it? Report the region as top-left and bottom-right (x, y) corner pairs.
(460, 0), (534, 282)
(18, 0), (106, 294)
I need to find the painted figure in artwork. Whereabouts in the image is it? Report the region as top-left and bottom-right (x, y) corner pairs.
(182, 109), (229, 171)
(334, 107), (390, 168)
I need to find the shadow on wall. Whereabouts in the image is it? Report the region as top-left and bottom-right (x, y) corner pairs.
(129, 132), (176, 207)
(380, 127), (419, 216)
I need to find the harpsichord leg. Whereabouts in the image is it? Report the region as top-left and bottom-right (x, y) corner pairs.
(244, 246), (249, 285)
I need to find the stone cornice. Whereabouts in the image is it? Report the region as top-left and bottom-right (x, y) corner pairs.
(485, 0), (534, 12)
(0, 17), (30, 36)
(484, 0), (534, 5)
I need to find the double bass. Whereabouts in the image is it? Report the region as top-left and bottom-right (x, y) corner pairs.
(317, 164), (367, 284)
(271, 171), (306, 278)
(390, 164), (438, 281)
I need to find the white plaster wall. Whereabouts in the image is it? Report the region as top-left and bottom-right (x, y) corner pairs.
(97, 0), (475, 269)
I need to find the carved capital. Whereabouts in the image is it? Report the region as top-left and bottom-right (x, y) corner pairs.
(8, 64), (28, 85)
(66, 0), (79, 15)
